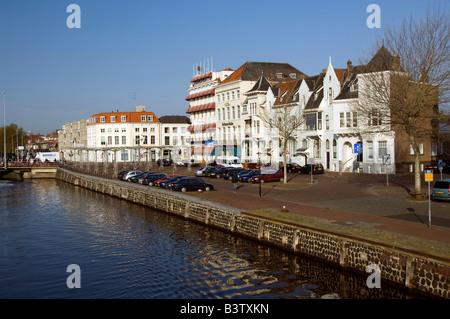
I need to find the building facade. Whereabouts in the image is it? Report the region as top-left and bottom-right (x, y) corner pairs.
(58, 106), (190, 166)
(185, 68), (234, 163)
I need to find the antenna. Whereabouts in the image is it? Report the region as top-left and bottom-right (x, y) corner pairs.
(132, 91), (137, 106)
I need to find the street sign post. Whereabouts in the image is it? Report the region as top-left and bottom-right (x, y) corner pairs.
(424, 169), (433, 228)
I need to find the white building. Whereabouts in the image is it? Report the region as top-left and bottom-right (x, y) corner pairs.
(215, 62), (307, 162)
(185, 67), (234, 163)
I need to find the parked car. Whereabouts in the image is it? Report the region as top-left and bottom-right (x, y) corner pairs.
(117, 170), (129, 180)
(207, 167), (228, 178)
(158, 175), (187, 188)
(299, 164), (324, 174)
(284, 163), (302, 173)
(246, 163), (261, 169)
(222, 168), (244, 180)
(238, 170), (259, 182)
(201, 166), (217, 177)
(153, 174), (182, 187)
(140, 173), (168, 185)
(123, 170), (142, 181)
(431, 179), (450, 201)
(157, 159), (173, 166)
(128, 171), (153, 183)
(195, 166), (213, 177)
(250, 170), (284, 183)
(169, 177), (214, 192)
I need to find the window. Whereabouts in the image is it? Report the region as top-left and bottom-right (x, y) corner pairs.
(232, 106), (235, 119)
(232, 91), (235, 99)
(151, 136), (155, 144)
(101, 136), (106, 146)
(410, 142), (424, 155)
(121, 116), (127, 122)
(141, 116), (146, 122)
(135, 128), (140, 132)
(121, 150), (129, 161)
(237, 105), (240, 119)
(218, 109), (221, 121)
(173, 127), (177, 133)
(326, 115), (330, 130)
(100, 116), (105, 123)
(147, 116), (153, 122)
(115, 136), (119, 145)
(142, 136), (148, 145)
(369, 109), (382, 126)
(121, 128), (126, 133)
(378, 141), (387, 158)
(352, 112), (358, 127)
(367, 141), (373, 159)
(143, 127), (147, 132)
(114, 128), (119, 133)
(107, 136), (112, 145)
(164, 127), (170, 133)
(227, 92), (230, 101)
(100, 128), (105, 133)
(122, 136), (126, 144)
(165, 136), (170, 145)
(318, 112), (322, 130)
(328, 87), (333, 103)
(135, 136), (141, 145)
(346, 112), (351, 127)
(333, 139), (337, 159)
(340, 113), (345, 128)
(237, 90), (240, 99)
(111, 116), (116, 122)
(227, 107), (230, 120)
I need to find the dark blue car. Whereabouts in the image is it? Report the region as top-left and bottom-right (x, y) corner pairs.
(238, 170), (259, 182)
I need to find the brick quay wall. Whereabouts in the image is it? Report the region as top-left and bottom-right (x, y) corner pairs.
(56, 168), (449, 298)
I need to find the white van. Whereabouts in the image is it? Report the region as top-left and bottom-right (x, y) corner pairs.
(216, 156), (243, 168)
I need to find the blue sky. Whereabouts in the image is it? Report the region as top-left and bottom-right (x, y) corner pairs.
(0, 0), (440, 134)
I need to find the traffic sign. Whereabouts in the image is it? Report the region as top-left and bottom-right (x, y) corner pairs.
(354, 143), (361, 154)
(424, 169), (433, 182)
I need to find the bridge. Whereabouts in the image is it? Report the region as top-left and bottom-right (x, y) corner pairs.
(0, 162), (62, 179)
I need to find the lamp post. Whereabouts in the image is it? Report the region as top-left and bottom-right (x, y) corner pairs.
(3, 91), (6, 168)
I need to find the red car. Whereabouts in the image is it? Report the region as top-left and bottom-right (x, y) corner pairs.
(152, 174), (182, 187)
(250, 170), (284, 183)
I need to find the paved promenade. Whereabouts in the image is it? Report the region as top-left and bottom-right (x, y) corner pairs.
(151, 166), (450, 260)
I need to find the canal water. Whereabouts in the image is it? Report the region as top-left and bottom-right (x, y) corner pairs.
(0, 179), (420, 299)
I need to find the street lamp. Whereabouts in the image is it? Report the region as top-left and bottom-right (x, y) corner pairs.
(3, 91), (6, 169)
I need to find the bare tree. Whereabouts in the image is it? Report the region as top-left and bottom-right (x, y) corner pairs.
(259, 103), (305, 183)
(353, 6), (449, 193)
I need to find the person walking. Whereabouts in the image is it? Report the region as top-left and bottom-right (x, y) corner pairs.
(231, 172), (238, 190)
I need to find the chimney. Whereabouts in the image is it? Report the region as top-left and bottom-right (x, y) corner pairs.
(135, 105), (146, 112)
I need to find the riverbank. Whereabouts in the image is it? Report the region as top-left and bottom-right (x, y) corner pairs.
(56, 168), (449, 298)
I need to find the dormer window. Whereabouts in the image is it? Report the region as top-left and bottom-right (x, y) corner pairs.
(276, 73), (282, 79)
(350, 84), (359, 92)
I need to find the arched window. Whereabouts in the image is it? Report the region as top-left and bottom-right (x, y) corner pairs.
(333, 139), (337, 159)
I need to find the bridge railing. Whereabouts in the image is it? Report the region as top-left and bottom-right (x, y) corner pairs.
(1, 161), (63, 168)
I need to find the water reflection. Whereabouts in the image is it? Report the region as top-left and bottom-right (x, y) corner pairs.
(0, 179), (420, 299)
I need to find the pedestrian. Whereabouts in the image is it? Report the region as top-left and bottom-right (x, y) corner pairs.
(231, 172), (238, 190)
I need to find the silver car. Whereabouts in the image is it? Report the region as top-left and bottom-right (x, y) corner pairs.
(123, 170), (142, 181)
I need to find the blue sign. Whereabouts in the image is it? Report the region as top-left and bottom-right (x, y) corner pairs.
(205, 140), (217, 145)
(354, 143), (361, 154)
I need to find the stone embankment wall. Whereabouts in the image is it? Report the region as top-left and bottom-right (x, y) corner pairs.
(56, 168), (449, 298)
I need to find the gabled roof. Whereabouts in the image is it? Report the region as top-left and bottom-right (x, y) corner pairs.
(219, 61), (307, 85)
(247, 75), (273, 94)
(304, 73), (326, 110)
(273, 80), (302, 106)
